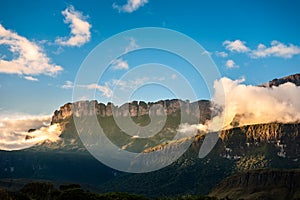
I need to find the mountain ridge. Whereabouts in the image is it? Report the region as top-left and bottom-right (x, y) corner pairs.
(260, 73), (300, 87)
(1, 73), (300, 197)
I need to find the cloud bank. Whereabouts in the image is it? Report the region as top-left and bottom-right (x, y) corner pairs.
(208, 77), (300, 131)
(56, 6), (91, 47)
(0, 114), (61, 150)
(0, 24), (63, 79)
(178, 77), (300, 136)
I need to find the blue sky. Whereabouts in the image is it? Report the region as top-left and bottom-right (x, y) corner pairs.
(0, 0), (300, 116)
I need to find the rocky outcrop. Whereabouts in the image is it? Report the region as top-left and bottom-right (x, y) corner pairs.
(209, 169), (300, 200)
(220, 123), (300, 143)
(260, 73), (300, 87)
(51, 99), (211, 124)
(141, 122), (300, 162)
(219, 123), (300, 159)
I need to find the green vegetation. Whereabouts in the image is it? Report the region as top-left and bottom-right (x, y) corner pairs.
(236, 154), (268, 172)
(0, 182), (218, 200)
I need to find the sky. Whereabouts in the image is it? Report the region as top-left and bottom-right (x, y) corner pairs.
(0, 0), (300, 117)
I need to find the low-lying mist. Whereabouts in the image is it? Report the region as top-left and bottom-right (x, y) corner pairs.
(207, 77), (300, 132)
(0, 114), (61, 150)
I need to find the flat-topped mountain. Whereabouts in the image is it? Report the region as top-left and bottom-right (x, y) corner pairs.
(260, 73), (300, 87)
(1, 73), (300, 198)
(51, 99), (211, 125)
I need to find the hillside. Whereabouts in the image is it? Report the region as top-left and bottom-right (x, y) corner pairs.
(209, 169), (300, 200)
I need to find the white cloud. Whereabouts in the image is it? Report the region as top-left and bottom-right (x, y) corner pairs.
(208, 78), (300, 131)
(222, 39), (300, 59)
(111, 58), (129, 70)
(56, 6), (91, 47)
(113, 0), (148, 13)
(24, 76), (38, 81)
(111, 77), (150, 91)
(61, 80), (112, 98)
(176, 123), (208, 139)
(171, 74), (177, 80)
(201, 51), (211, 56)
(0, 114), (61, 150)
(215, 51), (228, 58)
(251, 40), (300, 58)
(225, 59), (239, 69)
(61, 80), (74, 89)
(125, 37), (139, 53)
(85, 83), (113, 98)
(0, 24), (63, 77)
(223, 39), (249, 53)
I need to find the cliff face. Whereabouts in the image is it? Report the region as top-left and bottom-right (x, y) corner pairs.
(260, 73), (300, 87)
(218, 123), (300, 159)
(220, 123), (300, 142)
(140, 122), (300, 165)
(51, 99), (211, 124)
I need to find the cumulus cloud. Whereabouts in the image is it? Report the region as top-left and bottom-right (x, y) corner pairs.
(85, 83), (113, 98)
(0, 114), (61, 150)
(111, 58), (129, 70)
(225, 59), (239, 69)
(222, 39), (300, 59)
(113, 0), (148, 13)
(125, 37), (139, 53)
(215, 51), (228, 58)
(207, 77), (300, 131)
(251, 40), (300, 58)
(56, 6), (91, 47)
(0, 24), (63, 78)
(61, 80), (74, 89)
(223, 40), (249, 53)
(24, 76), (38, 81)
(181, 77), (300, 134)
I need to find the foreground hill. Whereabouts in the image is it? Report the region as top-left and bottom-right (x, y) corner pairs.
(209, 169), (300, 200)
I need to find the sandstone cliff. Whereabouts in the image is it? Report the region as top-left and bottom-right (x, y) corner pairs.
(51, 99), (211, 124)
(260, 73), (300, 87)
(218, 123), (300, 160)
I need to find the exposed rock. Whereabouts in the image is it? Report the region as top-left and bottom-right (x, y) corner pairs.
(260, 73), (300, 87)
(141, 122), (300, 163)
(25, 129), (36, 140)
(220, 123), (300, 142)
(51, 99), (211, 124)
(25, 135), (34, 140)
(219, 123), (300, 159)
(27, 129), (36, 133)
